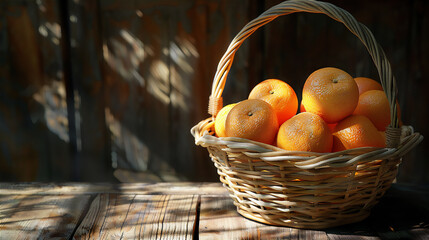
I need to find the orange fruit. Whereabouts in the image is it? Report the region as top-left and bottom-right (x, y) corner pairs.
(301, 103), (338, 132)
(302, 67), (359, 123)
(353, 90), (390, 131)
(214, 103), (237, 137)
(380, 131), (386, 144)
(354, 77), (383, 95)
(300, 102), (306, 113)
(276, 112), (332, 152)
(332, 115), (386, 151)
(327, 123), (337, 133)
(225, 99), (279, 145)
(249, 79), (298, 125)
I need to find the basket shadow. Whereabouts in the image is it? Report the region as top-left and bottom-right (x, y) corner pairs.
(324, 184), (429, 239)
(205, 183), (429, 238)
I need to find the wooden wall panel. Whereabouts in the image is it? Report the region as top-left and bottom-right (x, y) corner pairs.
(99, 1), (253, 181)
(68, 1), (114, 181)
(167, 1), (251, 180)
(0, 0), (427, 185)
(0, 0), (72, 181)
(36, 0), (73, 181)
(100, 2), (174, 176)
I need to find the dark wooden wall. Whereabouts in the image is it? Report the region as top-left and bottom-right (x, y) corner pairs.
(0, 0), (428, 185)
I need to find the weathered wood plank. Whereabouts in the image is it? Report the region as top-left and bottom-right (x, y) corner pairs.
(0, 2), (45, 181)
(37, 0), (73, 181)
(0, 194), (92, 239)
(0, 0), (72, 182)
(68, 0), (114, 182)
(167, 0), (253, 181)
(73, 194), (198, 239)
(0, 183), (427, 239)
(0, 182), (228, 196)
(199, 196), (329, 240)
(99, 0), (256, 182)
(100, 2), (177, 178)
(326, 227), (380, 240)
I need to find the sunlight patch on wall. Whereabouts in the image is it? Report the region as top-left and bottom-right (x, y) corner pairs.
(148, 59), (170, 106)
(32, 81), (69, 143)
(169, 36), (199, 113)
(103, 29), (146, 86)
(105, 108), (149, 171)
(38, 22), (61, 45)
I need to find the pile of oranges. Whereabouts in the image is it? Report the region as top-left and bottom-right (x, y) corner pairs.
(214, 67), (397, 153)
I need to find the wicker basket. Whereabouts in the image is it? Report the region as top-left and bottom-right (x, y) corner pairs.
(191, 0), (423, 229)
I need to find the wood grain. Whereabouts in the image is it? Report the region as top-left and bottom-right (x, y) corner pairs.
(199, 196), (329, 240)
(0, 194), (92, 239)
(0, 182), (228, 196)
(0, 183), (427, 239)
(0, 0), (72, 182)
(1, 3), (43, 181)
(73, 194), (198, 239)
(68, 0), (114, 182)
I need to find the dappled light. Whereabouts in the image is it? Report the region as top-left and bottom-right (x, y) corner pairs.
(147, 59), (170, 105)
(170, 37), (199, 74)
(0, 194), (91, 239)
(32, 81), (69, 143)
(105, 108), (150, 171)
(0, 0), (428, 239)
(100, 6), (201, 180)
(103, 29), (145, 86)
(38, 22), (61, 45)
(0, 0), (426, 198)
(169, 36), (199, 113)
(0, 182), (428, 238)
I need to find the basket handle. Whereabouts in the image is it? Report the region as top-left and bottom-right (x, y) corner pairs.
(208, 0), (401, 147)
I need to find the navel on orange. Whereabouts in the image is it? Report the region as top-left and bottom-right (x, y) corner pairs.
(302, 67), (359, 123)
(249, 79), (298, 125)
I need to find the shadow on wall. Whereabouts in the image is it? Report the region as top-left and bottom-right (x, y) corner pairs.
(102, 18), (200, 181)
(0, 2), (73, 181)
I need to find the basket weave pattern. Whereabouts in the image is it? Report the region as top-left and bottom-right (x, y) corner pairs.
(191, 0), (423, 229)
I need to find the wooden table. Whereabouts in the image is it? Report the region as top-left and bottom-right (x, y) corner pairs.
(0, 182), (428, 239)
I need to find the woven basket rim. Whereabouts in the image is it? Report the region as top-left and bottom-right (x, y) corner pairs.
(191, 118), (422, 169)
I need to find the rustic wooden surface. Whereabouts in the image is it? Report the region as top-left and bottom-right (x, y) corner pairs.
(0, 182), (428, 239)
(0, 0), (428, 184)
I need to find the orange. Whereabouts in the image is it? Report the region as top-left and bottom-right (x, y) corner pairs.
(353, 90), (390, 131)
(225, 99), (279, 145)
(301, 102), (337, 132)
(249, 79), (298, 125)
(327, 123), (337, 133)
(214, 103), (237, 137)
(332, 115), (386, 151)
(300, 102), (306, 113)
(302, 67), (359, 123)
(380, 131), (386, 144)
(276, 112), (332, 152)
(354, 77), (383, 95)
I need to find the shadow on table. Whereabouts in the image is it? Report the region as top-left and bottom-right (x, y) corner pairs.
(325, 184), (429, 239)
